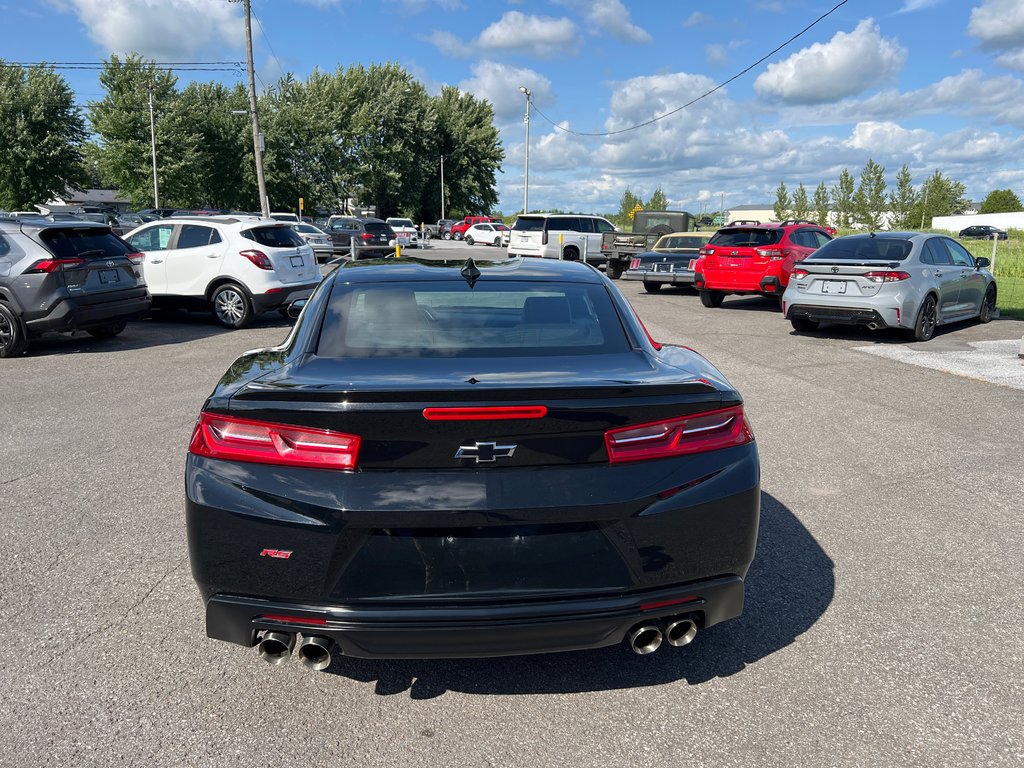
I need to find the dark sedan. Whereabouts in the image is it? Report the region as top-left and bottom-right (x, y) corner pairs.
(186, 257), (760, 668)
(622, 232), (712, 293)
(959, 225), (1008, 240)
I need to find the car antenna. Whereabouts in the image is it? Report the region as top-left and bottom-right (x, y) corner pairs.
(461, 257), (481, 288)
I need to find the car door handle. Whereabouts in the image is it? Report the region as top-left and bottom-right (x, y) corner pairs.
(206, 254), (220, 259)
(150, 258), (163, 264)
(934, 270), (943, 277)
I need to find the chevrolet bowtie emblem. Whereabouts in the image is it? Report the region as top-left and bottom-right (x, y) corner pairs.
(455, 441), (517, 463)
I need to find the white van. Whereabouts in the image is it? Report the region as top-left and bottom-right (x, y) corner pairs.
(508, 214), (616, 265)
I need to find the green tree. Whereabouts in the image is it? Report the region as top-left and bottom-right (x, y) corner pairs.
(773, 181), (790, 221)
(853, 159), (886, 230)
(813, 182), (830, 228)
(978, 188), (1022, 213)
(617, 187), (642, 229)
(831, 168), (855, 229)
(792, 183), (810, 220)
(645, 186), (669, 211)
(910, 171), (969, 228)
(0, 61), (87, 209)
(888, 164), (918, 230)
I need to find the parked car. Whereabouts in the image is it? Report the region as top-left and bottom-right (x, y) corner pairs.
(509, 213), (617, 265)
(289, 222), (334, 262)
(0, 219), (151, 357)
(138, 208), (178, 219)
(783, 232), (997, 341)
(325, 216), (361, 255)
(385, 217), (419, 248)
(123, 216), (320, 329)
(324, 217), (396, 258)
(779, 218), (838, 237)
(693, 221), (833, 307)
(423, 218), (459, 240)
(622, 232), (713, 292)
(959, 224), (1008, 240)
(450, 215), (499, 241)
(270, 212), (300, 223)
(464, 221), (510, 247)
(185, 256), (760, 667)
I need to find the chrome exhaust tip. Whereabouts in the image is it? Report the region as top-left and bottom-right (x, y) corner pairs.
(665, 617), (699, 647)
(257, 631), (295, 666)
(627, 624), (663, 655)
(296, 635), (333, 671)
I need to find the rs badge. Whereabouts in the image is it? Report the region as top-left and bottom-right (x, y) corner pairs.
(260, 549), (292, 559)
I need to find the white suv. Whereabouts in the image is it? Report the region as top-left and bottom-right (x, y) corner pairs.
(385, 217), (419, 248)
(123, 216), (320, 328)
(508, 214), (616, 265)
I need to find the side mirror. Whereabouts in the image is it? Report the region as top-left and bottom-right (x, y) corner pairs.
(975, 256), (991, 269)
(285, 299), (307, 319)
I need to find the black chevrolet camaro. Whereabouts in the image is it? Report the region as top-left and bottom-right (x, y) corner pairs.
(186, 257), (760, 669)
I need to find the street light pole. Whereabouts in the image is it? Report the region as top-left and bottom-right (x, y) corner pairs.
(519, 86), (531, 214)
(238, 0), (269, 217)
(440, 155), (445, 221)
(148, 86), (159, 208)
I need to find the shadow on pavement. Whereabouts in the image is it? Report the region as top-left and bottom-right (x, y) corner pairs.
(324, 491), (834, 699)
(788, 316), (988, 345)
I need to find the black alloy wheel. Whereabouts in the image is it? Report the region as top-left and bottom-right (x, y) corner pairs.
(699, 290), (725, 308)
(913, 294), (938, 341)
(493, 237), (502, 247)
(0, 303), (29, 358)
(979, 286), (996, 324)
(466, 236), (475, 246)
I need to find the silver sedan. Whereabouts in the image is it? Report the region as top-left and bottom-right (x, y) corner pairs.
(782, 232), (997, 341)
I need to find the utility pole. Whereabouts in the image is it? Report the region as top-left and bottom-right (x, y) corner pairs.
(440, 155), (445, 221)
(148, 86), (159, 208)
(237, 0), (269, 217)
(519, 86), (531, 214)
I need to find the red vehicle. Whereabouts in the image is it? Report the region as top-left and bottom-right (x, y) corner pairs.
(450, 215), (498, 241)
(692, 221), (833, 307)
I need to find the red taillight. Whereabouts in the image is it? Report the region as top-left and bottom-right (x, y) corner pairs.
(240, 249), (273, 270)
(189, 412), (360, 470)
(755, 247), (784, 260)
(697, 247), (712, 256)
(688, 259), (697, 270)
(790, 268), (810, 279)
(261, 614), (327, 627)
(605, 405), (753, 463)
(126, 252), (145, 265)
(629, 258), (640, 270)
(25, 258), (85, 273)
(422, 406), (548, 421)
(863, 270), (910, 282)
(639, 596), (699, 611)
(360, 232), (374, 240)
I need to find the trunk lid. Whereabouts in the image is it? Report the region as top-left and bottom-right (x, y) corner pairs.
(36, 226), (145, 296)
(241, 224), (318, 284)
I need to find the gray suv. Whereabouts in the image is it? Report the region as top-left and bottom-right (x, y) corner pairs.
(0, 219), (151, 357)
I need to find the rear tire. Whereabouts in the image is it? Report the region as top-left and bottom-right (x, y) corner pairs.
(642, 280), (662, 293)
(211, 283), (254, 329)
(0, 303), (29, 358)
(699, 290), (725, 308)
(606, 260), (623, 280)
(86, 322), (127, 338)
(979, 285), (996, 324)
(912, 294), (937, 341)
(442, 232), (451, 240)
(453, 232), (463, 241)
(563, 247), (579, 262)
(465, 236), (475, 246)
(790, 316), (819, 332)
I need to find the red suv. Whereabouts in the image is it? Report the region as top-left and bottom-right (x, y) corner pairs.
(693, 221), (833, 307)
(450, 215), (498, 241)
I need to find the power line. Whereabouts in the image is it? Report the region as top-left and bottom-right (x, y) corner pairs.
(530, 0), (851, 138)
(250, 9), (286, 87)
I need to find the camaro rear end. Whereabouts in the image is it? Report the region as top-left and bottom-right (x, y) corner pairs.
(186, 257), (760, 667)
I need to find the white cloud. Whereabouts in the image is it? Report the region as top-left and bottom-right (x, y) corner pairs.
(475, 12), (580, 59)
(967, 0), (1024, 50)
(846, 122), (931, 156)
(458, 60), (553, 126)
(683, 12), (713, 28)
(423, 30), (468, 58)
(705, 39), (746, 68)
(556, 0), (651, 44)
(50, 0), (243, 60)
(898, 0), (941, 12)
(996, 50), (1024, 71)
(754, 19), (907, 104)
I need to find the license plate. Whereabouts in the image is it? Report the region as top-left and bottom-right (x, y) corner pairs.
(653, 263), (672, 272)
(290, 256), (303, 267)
(98, 269), (119, 284)
(821, 280), (847, 294)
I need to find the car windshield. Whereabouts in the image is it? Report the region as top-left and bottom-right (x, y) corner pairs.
(806, 237), (913, 261)
(294, 224), (320, 234)
(389, 219), (414, 227)
(241, 225), (306, 248)
(709, 229), (781, 247)
(317, 280), (628, 359)
(512, 217), (545, 232)
(656, 235), (708, 249)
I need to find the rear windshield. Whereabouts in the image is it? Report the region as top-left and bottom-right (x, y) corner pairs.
(512, 217), (545, 232)
(806, 237), (913, 262)
(241, 226), (306, 248)
(389, 219), (414, 227)
(317, 280), (628, 359)
(709, 228), (781, 247)
(657, 235), (708, 249)
(39, 227), (132, 260)
(363, 222), (392, 234)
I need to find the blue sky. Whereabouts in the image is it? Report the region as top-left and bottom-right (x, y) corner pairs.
(5, 0), (1024, 215)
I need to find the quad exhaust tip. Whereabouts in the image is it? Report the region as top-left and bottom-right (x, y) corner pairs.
(628, 624), (663, 655)
(257, 631), (295, 666)
(665, 617), (699, 647)
(297, 635), (333, 671)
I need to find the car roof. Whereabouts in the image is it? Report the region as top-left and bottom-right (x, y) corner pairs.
(332, 256), (604, 284)
(0, 218), (110, 232)
(658, 231), (710, 238)
(517, 213), (604, 219)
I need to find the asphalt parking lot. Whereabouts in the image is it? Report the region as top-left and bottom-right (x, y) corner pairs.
(1, 250), (1022, 767)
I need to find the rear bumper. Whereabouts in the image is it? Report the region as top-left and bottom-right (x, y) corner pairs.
(786, 303), (893, 327)
(624, 270), (696, 285)
(251, 280), (320, 314)
(24, 289), (151, 334)
(205, 576), (745, 658)
(695, 269), (781, 295)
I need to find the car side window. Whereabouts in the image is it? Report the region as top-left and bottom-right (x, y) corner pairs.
(0, 233), (9, 258)
(943, 238), (976, 267)
(177, 225), (219, 249)
(595, 219), (616, 234)
(924, 239), (952, 265)
(129, 224), (175, 251)
(812, 231), (832, 248)
(577, 217), (596, 234)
